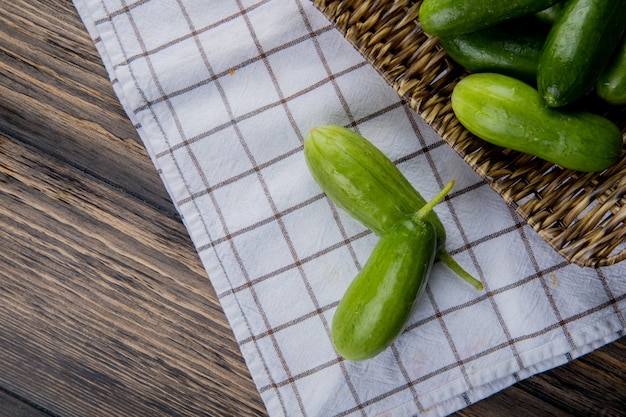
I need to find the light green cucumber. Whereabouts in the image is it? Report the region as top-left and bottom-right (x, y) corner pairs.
(331, 217), (436, 361)
(330, 182), (455, 361)
(304, 125), (482, 290)
(452, 73), (623, 172)
(304, 126), (443, 241)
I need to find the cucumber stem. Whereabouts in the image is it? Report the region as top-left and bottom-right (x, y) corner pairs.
(412, 179), (484, 291)
(438, 250), (484, 291)
(412, 180), (455, 222)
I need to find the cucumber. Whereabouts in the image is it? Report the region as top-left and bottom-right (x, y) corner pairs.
(419, 0), (563, 37)
(535, 3), (564, 24)
(439, 18), (548, 82)
(304, 125), (483, 290)
(304, 125), (445, 243)
(537, 0), (626, 107)
(331, 217), (436, 361)
(597, 36), (626, 105)
(451, 73), (623, 172)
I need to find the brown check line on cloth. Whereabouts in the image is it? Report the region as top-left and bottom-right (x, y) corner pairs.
(73, 0), (626, 415)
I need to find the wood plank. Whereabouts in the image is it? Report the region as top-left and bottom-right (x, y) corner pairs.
(455, 339), (626, 417)
(0, 0), (176, 217)
(455, 385), (573, 417)
(0, 389), (51, 417)
(514, 347), (626, 416)
(0, 134), (267, 416)
(578, 338), (626, 381)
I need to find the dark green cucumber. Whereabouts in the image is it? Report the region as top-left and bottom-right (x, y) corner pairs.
(419, 0), (563, 37)
(331, 217), (436, 361)
(537, 0), (626, 107)
(597, 36), (626, 105)
(535, 3), (564, 24)
(439, 18), (548, 81)
(452, 73), (623, 172)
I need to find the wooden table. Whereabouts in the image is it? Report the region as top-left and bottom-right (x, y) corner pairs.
(1, 1), (624, 416)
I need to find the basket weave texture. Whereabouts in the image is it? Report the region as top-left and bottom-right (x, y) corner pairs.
(313, 0), (626, 268)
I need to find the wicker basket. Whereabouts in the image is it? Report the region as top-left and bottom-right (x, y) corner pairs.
(313, 0), (626, 268)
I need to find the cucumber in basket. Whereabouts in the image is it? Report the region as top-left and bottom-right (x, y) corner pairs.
(419, 0), (562, 37)
(597, 36), (626, 105)
(451, 73), (623, 173)
(537, 0), (626, 107)
(535, 3), (565, 24)
(438, 17), (548, 82)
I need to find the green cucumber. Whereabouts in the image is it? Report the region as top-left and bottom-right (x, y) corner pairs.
(439, 18), (548, 81)
(331, 217), (436, 361)
(597, 36), (626, 105)
(451, 73), (623, 172)
(304, 125), (444, 241)
(330, 182), (458, 361)
(535, 3), (564, 24)
(419, 0), (563, 37)
(537, 0), (626, 107)
(304, 125), (482, 290)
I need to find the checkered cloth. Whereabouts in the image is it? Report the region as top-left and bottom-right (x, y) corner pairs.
(73, 0), (626, 415)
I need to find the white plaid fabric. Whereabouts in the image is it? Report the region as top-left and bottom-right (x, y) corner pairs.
(73, 0), (626, 415)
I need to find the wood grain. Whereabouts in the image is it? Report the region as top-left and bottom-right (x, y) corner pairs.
(0, 0), (176, 216)
(456, 338), (626, 417)
(0, 133), (266, 416)
(0, 1), (624, 416)
(1, 0), (266, 415)
(0, 389), (49, 417)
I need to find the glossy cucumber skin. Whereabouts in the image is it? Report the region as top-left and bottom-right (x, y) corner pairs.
(439, 19), (548, 81)
(331, 218), (436, 361)
(304, 125), (446, 249)
(419, 0), (562, 37)
(535, 3), (564, 24)
(537, 0), (626, 107)
(597, 36), (626, 105)
(451, 73), (623, 172)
